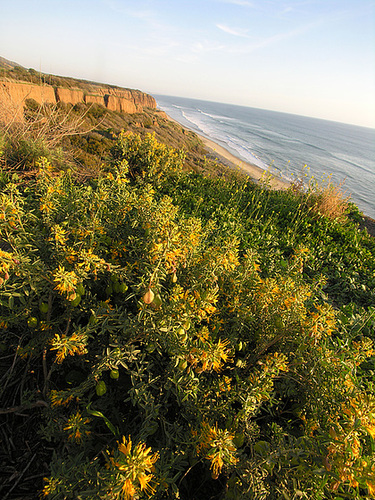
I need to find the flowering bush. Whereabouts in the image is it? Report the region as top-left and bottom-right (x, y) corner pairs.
(0, 132), (374, 499)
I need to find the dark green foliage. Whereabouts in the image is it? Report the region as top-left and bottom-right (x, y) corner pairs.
(159, 173), (375, 309)
(0, 100), (374, 500)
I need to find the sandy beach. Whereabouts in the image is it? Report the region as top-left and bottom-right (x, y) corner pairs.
(198, 134), (291, 190)
(164, 111), (290, 190)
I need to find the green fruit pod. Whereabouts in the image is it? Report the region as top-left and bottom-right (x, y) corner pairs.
(152, 294), (162, 307)
(39, 302), (49, 314)
(27, 316), (38, 328)
(96, 380), (107, 396)
(232, 432), (245, 448)
(110, 369), (119, 379)
(178, 359), (188, 371)
(70, 294), (81, 307)
(176, 327), (188, 343)
(183, 320), (191, 331)
(146, 342), (156, 353)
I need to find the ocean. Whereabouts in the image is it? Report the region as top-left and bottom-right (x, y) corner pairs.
(153, 95), (375, 219)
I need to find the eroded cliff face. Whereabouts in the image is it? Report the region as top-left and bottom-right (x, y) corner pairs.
(0, 80), (156, 122)
(0, 81), (56, 122)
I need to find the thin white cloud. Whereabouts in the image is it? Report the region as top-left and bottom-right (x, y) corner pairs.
(219, 0), (255, 6)
(253, 4), (372, 53)
(226, 18), (328, 54)
(216, 23), (250, 37)
(192, 40), (227, 53)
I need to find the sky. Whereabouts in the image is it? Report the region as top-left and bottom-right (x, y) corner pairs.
(1, 0), (374, 128)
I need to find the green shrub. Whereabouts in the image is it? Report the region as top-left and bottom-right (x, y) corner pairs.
(0, 133), (374, 499)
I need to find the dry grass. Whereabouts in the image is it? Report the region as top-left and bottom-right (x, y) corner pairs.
(0, 98), (97, 173)
(307, 178), (351, 222)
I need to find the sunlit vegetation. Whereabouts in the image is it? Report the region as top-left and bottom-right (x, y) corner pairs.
(0, 103), (374, 499)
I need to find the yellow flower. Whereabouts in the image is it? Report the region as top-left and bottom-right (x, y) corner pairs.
(40, 200), (53, 214)
(367, 481), (375, 496)
(42, 477), (61, 497)
(50, 225), (68, 245)
(208, 451), (224, 479)
(121, 479), (135, 498)
(108, 436), (159, 499)
(50, 332), (88, 364)
(65, 248), (78, 264)
(53, 265), (78, 300)
(365, 423), (375, 439)
(190, 331), (231, 374)
(63, 411), (91, 443)
(50, 390), (74, 407)
(78, 249), (107, 273)
(218, 376), (232, 393)
(118, 438), (132, 457)
(194, 422), (238, 479)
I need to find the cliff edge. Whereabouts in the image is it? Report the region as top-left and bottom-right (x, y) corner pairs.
(0, 79), (157, 123)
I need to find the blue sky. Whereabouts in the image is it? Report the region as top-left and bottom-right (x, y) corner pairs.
(1, 0), (374, 127)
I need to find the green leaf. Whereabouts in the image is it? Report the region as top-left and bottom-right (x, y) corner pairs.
(86, 403), (119, 436)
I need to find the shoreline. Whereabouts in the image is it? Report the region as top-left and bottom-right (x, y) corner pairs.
(162, 110), (375, 236)
(162, 111), (290, 190)
(197, 133), (291, 190)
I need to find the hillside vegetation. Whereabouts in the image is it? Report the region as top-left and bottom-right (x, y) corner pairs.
(0, 62), (126, 91)
(0, 94), (375, 500)
(2, 94), (224, 177)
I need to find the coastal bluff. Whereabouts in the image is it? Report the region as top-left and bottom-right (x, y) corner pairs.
(0, 79), (157, 122)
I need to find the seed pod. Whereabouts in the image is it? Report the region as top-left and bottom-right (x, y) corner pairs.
(233, 432), (245, 448)
(143, 289), (154, 304)
(184, 320), (191, 331)
(146, 342), (156, 353)
(178, 359), (188, 371)
(70, 294), (81, 307)
(39, 302), (49, 314)
(27, 317), (38, 328)
(96, 380), (107, 396)
(176, 327), (188, 343)
(152, 294), (162, 308)
(110, 369), (119, 380)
